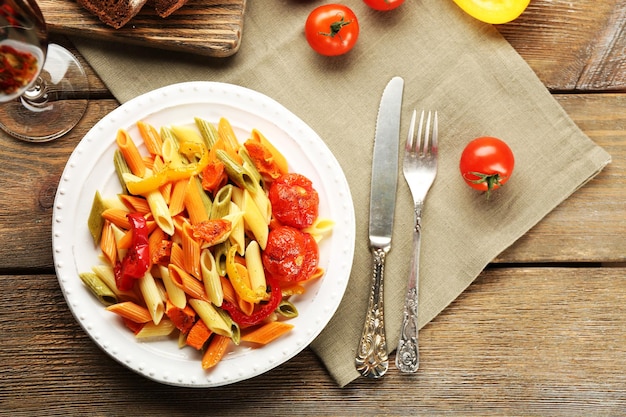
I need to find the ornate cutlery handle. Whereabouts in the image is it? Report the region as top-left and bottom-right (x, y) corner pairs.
(395, 201), (423, 373)
(355, 247), (389, 378)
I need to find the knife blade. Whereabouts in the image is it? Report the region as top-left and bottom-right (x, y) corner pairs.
(355, 76), (404, 378)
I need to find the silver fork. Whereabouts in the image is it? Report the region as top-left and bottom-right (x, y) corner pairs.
(395, 110), (438, 373)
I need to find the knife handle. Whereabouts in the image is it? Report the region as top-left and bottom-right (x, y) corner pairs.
(355, 247), (389, 378)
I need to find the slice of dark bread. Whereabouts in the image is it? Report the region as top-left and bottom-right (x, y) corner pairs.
(76, 0), (148, 29)
(154, 0), (189, 18)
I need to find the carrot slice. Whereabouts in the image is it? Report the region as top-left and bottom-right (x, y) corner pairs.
(201, 334), (230, 369)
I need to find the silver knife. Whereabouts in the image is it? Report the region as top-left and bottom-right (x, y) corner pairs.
(355, 76), (404, 378)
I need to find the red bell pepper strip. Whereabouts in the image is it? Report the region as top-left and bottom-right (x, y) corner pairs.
(221, 277), (282, 328)
(114, 213), (150, 291)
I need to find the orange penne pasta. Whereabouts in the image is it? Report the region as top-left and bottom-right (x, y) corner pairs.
(201, 334), (230, 370)
(101, 208), (131, 230)
(168, 179), (188, 216)
(116, 228), (133, 250)
(100, 220), (117, 266)
(184, 176), (209, 225)
(118, 194), (151, 214)
(249, 128), (288, 175)
(217, 117), (243, 164)
(168, 264), (209, 302)
(137, 121), (163, 157)
(116, 129), (146, 177)
(106, 301), (153, 323)
(240, 321), (294, 345)
(142, 155), (155, 172)
(148, 226), (166, 263)
(170, 242), (184, 270)
(182, 222), (201, 279)
(220, 276), (237, 306)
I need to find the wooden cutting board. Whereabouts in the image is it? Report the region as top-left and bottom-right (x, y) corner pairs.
(38, 0), (246, 57)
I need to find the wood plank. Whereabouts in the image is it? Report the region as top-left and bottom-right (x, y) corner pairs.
(498, 0), (626, 91)
(497, 94), (626, 263)
(38, 0), (246, 58)
(3, 267), (625, 414)
(0, 93), (624, 270)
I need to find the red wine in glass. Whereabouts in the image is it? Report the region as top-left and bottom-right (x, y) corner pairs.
(0, 0), (88, 142)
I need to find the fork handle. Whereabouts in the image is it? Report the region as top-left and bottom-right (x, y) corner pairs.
(355, 247), (389, 378)
(395, 201), (423, 373)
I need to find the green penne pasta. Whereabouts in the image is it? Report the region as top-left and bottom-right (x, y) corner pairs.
(276, 300), (299, 319)
(210, 184), (232, 219)
(216, 307), (241, 346)
(79, 272), (118, 306)
(213, 240), (230, 277)
(87, 191), (106, 245)
(113, 149), (131, 194)
(216, 149), (257, 193)
(238, 147), (262, 184)
(194, 117), (219, 149)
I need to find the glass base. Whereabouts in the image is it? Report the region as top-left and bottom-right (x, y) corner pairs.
(0, 43), (89, 142)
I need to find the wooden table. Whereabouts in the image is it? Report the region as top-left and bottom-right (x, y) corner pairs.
(2, 1), (625, 415)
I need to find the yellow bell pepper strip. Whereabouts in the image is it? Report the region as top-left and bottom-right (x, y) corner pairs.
(225, 245), (269, 303)
(125, 141), (210, 195)
(451, 0), (530, 24)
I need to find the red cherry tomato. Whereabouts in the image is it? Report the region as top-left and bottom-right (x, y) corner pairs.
(262, 226), (319, 283)
(269, 173), (319, 229)
(459, 136), (515, 196)
(305, 4), (359, 56)
(363, 0), (404, 11)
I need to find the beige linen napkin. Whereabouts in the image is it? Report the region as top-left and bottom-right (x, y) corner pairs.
(71, 0), (610, 387)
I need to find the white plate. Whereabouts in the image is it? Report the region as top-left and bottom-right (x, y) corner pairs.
(52, 81), (355, 387)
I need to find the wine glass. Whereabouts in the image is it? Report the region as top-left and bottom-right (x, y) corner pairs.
(0, 0), (88, 142)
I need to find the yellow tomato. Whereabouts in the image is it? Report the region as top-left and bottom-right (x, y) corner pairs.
(451, 0), (531, 24)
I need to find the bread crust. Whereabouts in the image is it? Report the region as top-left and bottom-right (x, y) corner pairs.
(154, 0), (189, 18)
(76, 0), (148, 29)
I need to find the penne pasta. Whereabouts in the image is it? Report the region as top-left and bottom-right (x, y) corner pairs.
(250, 181), (272, 225)
(92, 264), (140, 304)
(101, 208), (131, 230)
(249, 128), (288, 175)
(240, 321), (294, 345)
(116, 129), (146, 177)
(99, 220), (117, 266)
(137, 120), (163, 157)
(227, 202), (245, 255)
(184, 176), (210, 225)
(137, 270), (165, 325)
(84, 117), (329, 371)
(188, 299), (232, 338)
(135, 318), (176, 340)
(182, 222), (201, 279)
(168, 179), (188, 216)
(303, 217), (335, 243)
(210, 184), (232, 220)
(242, 189), (268, 249)
(106, 301), (153, 324)
(158, 265), (187, 309)
(118, 194), (151, 214)
(244, 240), (266, 294)
(194, 117), (219, 148)
(79, 272), (118, 306)
(200, 249), (223, 307)
(168, 263), (209, 302)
